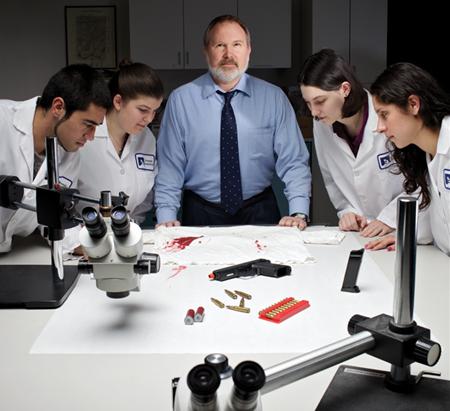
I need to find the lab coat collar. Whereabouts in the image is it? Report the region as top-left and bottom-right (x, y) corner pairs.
(202, 72), (251, 100)
(437, 116), (450, 155)
(354, 90), (386, 162)
(14, 97), (38, 137)
(96, 116), (133, 162)
(15, 97), (39, 180)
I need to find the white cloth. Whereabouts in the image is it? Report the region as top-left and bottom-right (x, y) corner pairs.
(0, 97), (81, 257)
(300, 230), (345, 245)
(77, 119), (158, 224)
(145, 226), (345, 265)
(427, 116), (450, 256)
(314, 91), (432, 243)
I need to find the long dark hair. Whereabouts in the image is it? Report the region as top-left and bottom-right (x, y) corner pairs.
(297, 48), (367, 118)
(108, 58), (164, 103)
(371, 62), (450, 209)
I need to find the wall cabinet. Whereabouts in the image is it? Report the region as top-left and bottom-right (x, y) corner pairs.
(130, 0), (291, 70)
(312, 0), (387, 87)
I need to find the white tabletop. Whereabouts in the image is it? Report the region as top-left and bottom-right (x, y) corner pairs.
(0, 229), (448, 410)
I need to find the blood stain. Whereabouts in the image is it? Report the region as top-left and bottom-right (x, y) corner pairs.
(167, 265), (187, 280)
(162, 236), (203, 252)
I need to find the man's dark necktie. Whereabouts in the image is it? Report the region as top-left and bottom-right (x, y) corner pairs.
(217, 90), (243, 215)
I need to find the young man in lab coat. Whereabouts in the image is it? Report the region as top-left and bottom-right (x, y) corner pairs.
(0, 64), (111, 257)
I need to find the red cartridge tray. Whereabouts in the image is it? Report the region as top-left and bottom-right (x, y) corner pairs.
(258, 297), (310, 324)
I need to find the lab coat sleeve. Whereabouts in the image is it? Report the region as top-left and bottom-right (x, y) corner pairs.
(133, 188), (155, 225)
(376, 189), (433, 244)
(273, 94), (311, 216)
(313, 126), (359, 218)
(154, 92), (187, 223)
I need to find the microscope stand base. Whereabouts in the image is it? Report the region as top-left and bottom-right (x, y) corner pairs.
(0, 265), (80, 309)
(316, 365), (450, 411)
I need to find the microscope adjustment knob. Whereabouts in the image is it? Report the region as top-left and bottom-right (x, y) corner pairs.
(413, 337), (441, 366)
(205, 353), (232, 378)
(347, 314), (369, 335)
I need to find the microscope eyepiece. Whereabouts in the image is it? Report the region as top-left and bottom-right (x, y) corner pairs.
(82, 206), (107, 238)
(231, 361), (265, 403)
(187, 364), (221, 400)
(110, 205), (130, 237)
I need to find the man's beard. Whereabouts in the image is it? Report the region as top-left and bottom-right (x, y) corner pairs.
(207, 55), (249, 84)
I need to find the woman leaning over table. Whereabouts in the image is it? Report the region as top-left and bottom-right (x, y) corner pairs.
(366, 62), (450, 256)
(77, 59), (164, 223)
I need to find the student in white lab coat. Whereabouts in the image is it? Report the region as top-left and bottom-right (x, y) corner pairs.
(77, 59), (164, 224)
(0, 64), (111, 257)
(367, 62), (450, 256)
(297, 49), (431, 243)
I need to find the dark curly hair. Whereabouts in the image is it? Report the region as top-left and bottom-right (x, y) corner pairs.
(371, 62), (450, 209)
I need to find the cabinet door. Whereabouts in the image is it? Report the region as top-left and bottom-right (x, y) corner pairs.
(239, 0), (292, 68)
(130, 0), (184, 69)
(184, 0), (238, 69)
(350, 0), (387, 86)
(312, 0), (350, 61)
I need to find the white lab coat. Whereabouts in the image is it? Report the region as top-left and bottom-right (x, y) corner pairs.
(76, 119), (158, 224)
(427, 116), (450, 256)
(0, 97), (81, 256)
(314, 91), (432, 242)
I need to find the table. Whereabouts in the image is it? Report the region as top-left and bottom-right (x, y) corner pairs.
(0, 230), (448, 410)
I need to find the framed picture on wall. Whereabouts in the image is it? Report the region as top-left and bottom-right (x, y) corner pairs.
(65, 6), (117, 69)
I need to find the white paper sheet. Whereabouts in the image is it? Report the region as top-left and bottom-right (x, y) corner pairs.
(31, 231), (405, 355)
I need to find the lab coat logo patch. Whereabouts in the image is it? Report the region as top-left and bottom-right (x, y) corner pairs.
(377, 152), (394, 170)
(444, 169), (450, 190)
(59, 176), (73, 187)
(135, 153), (155, 171)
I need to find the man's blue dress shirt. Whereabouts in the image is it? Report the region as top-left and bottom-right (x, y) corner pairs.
(154, 72), (312, 223)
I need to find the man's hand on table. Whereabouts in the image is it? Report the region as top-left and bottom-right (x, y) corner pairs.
(278, 216), (307, 230)
(155, 220), (181, 228)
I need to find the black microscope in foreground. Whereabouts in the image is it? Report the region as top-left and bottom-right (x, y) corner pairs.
(173, 198), (449, 410)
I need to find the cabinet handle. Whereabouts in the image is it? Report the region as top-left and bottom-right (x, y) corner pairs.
(186, 52), (190, 66)
(178, 52), (181, 66)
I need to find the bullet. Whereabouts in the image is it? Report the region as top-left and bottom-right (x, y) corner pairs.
(211, 298), (225, 308)
(235, 290), (252, 300)
(225, 289), (237, 299)
(226, 305), (250, 313)
(239, 297), (245, 308)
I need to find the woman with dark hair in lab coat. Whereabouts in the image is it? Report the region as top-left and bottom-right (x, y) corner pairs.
(77, 59), (164, 223)
(297, 49), (431, 244)
(366, 62), (450, 256)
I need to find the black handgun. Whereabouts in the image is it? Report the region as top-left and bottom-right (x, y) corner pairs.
(209, 259), (291, 281)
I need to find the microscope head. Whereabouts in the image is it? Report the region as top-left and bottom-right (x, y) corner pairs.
(78, 202), (159, 298)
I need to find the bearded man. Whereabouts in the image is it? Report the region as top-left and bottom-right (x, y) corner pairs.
(154, 15), (311, 227)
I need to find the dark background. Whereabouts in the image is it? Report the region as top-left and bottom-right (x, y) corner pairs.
(387, 1), (448, 92)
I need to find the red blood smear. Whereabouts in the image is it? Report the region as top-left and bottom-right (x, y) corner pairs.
(164, 236), (203, 252)
(167, 265), (187, 280)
